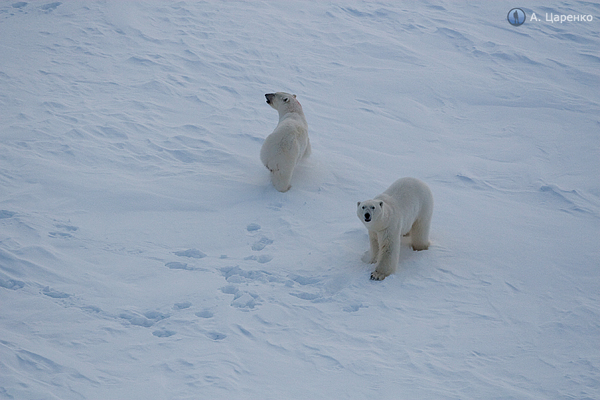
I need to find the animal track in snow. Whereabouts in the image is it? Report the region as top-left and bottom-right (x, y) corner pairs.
(42, 286), (70, 299)
(243, 254), (273, 263)
(244, 223), (273, 262)
(246, 223), (261, 232)
(0, 210), (16, 219)
(173, 248), (206, 259)
(220, 283), (261, 311)
(165, 261), (206, 271)
(152, 329), (176, 337)
(48, 231), (73, 239)
(195, 310), (214, 318)
(54, 223), (78, 232)
(166, 249), (209, 271)
(267, 202), (283, 211)
(165, 261), (192, 270)
(290, 292), (321, 301)
(218, 266), (290, 310)
(221, 266), (279, 284)
(342, 303), (367, 313)
(289, 274), (321, 286)
(119, 310), (169, 328)
(40, 2), (62, 13)
(206, 331), (226, 341)
(231, 291), (260, 309)
(194, 309), (225, 340)
(48, 223), (78, 239)
(251, 237), (273, 251)
(173, 301), (192, 310)
(0, 278), (25, 290)
(287, 274), (326, 303)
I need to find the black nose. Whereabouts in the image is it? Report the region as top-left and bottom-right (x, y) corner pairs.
(265, 93), (275, 104)
(364, 213), (371, 222)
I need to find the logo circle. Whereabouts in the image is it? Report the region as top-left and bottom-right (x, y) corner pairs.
(507, 8), (526, 26)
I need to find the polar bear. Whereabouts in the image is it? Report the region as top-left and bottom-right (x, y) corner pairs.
(357, 177), (433, 281)
(261, 92), (310, 192)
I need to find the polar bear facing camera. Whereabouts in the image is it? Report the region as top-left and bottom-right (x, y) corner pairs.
(357, 177), (434, 281)
(261, 92), (310, 192)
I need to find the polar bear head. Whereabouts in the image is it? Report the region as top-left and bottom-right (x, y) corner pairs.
(265, 92), (303, 115)
(357, 200), (387, 230)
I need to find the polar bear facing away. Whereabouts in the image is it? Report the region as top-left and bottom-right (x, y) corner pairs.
(357, 177), (433, 281)
(261, 92), (310, 192)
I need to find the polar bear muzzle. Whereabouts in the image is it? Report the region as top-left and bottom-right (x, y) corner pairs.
(358, 202), (380, 223)
(265, 93), (275, 104)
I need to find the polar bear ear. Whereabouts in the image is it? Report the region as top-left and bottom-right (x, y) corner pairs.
(357, 201), (361, 207)
(293, 94), (296, 98)
(379, 201), (383, 207)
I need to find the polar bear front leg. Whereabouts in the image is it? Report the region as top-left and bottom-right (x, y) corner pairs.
(361, 230), (379, 263)
(371, 230), (400, 281)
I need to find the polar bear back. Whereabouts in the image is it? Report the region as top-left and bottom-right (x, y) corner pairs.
(378, 177), (434, 235)
(260, 122), (307, 166)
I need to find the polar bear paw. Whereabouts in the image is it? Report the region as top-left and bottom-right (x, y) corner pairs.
(370, 270), (387, 281)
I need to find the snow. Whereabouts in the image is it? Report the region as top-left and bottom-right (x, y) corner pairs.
(1, 1), (599, 399)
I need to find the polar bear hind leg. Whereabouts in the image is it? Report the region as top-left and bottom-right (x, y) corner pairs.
(409, 218), (431, 251)
(269, 163), (294, 192)
(302, 139), (311, 159)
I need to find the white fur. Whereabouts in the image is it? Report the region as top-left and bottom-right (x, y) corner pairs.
(260, 92), (310, 192)
(357, 177), (434, 281)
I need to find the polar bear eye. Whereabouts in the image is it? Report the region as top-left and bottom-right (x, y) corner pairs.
(283, 97), (289, 102)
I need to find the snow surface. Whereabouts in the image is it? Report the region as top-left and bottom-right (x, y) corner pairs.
(1, 1), (599, 399)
